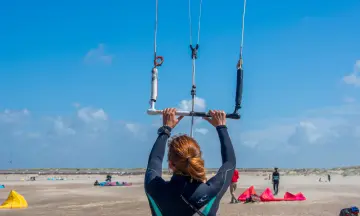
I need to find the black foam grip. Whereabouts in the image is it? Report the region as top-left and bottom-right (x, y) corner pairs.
(235, 68), (243, 108)
(189, 112), (241, 119)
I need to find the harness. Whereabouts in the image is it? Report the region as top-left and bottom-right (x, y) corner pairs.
(146, 178), (217, 216)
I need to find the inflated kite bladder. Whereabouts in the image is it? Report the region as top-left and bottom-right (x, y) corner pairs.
(147, 0), (247, 137)
(0, 190), (28, 209)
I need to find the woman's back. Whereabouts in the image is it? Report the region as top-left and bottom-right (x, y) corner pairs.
(144, 109), (236, 216)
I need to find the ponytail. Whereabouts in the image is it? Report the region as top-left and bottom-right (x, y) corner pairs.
(168, 135), (207, 182)
(187, 157), (207, 182)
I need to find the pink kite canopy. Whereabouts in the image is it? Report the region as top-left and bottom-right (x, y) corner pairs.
(238, 186), (306, 202)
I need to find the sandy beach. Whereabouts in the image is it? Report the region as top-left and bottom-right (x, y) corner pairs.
(0, 172), (359, 216)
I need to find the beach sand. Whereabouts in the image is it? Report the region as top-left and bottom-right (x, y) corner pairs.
(0, 174), (359, 216)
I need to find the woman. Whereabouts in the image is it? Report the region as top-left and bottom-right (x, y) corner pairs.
(144, 108), (236, 216)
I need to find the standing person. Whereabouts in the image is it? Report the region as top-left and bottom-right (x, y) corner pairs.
(144, 108), (236, 216)
(272, 167), (280, 195)
(106, 174), (112, 182)
(230, 169), (239, 203)
(328, 174), (331, 182)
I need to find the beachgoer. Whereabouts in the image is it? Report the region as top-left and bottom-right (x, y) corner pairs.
(230, 169), (239, 203)
(144, 108), (236, 216)
(328, 174), (331, 182)
(339, 206), (359, 216)
(272, 167), (280, 195)
(106, 174), (112, 182)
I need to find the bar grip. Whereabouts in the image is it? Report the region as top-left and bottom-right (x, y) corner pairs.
(147, 109), (240, 119)
(235, 68), (243, 110)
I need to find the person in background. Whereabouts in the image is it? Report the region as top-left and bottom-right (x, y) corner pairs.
(272, 167), (280, 195)
(328, 174), (331, 182)
(106, 174), (112, 182)
(230, 169), (239, 203)
(339, 206), (359, 216)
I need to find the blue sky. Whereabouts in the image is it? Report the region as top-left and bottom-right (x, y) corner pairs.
(1, 0), (360, 169)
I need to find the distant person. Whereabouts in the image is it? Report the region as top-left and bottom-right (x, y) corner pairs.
(272, 167), (280, 195)
(328, 174), (331, 182)
(144, 108), (236, 216)
(339, 206), (359, 216)
(106, 174), (112, 182)
(230, 169), (240, 203)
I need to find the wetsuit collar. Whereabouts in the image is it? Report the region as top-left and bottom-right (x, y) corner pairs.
(171, 174), (192, 183)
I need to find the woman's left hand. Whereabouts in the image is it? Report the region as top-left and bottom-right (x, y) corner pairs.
(163, 108), (184, 129)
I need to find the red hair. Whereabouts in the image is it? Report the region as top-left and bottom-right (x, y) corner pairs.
(168, 135), (207, 182)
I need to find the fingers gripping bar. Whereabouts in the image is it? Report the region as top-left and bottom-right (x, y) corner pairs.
(147, 109), (241, 119)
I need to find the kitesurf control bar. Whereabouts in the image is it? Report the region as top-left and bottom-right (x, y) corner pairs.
(147, 109), (241, 119)
(148, 0), (245, 121)
(147, 67), (242, 120)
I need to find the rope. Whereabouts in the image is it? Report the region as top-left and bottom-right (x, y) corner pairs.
(189, 0), (203, 137)
(153, 0), (164, 67)
(238, 0), (247, 68)
(188, 0), (203, 45)
(154, 0), (159, 65)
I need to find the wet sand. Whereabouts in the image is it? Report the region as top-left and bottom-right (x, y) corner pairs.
(0, 174), (359, 216)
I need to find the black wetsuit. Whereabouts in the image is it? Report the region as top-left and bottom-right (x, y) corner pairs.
(144, 125), (236, 216)
(272, 171), (280, 195)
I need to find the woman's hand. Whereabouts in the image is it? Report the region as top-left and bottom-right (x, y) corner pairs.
(203, 110), (226, 127)
(163, 108), (184, 129)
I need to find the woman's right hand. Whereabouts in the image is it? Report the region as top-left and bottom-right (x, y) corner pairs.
(203, 110), (226, 127)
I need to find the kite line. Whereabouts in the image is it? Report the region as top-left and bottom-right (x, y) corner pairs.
(148, 0), (247, 137)
(188, 0), (203, 137)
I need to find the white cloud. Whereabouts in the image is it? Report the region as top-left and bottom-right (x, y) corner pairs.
(288, 121), (322, 145)
(84, 43), (113, 65)
(343, 74), (360, 86)
(178, 97), (206, 112)
(226, 101), (360, 168)
(0, 109), (30, 123)
(343, 60), (360, 87)
(123, 122), (151, 142)
(77, 107), (108, 123)
(235, 103), (360, 151)
(195, 128), (208, 135)
(53, 117), (76, 136)
(0, 105), (157, 168)
(1, 96), (359, 169)
(125, 123), (140, 134)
